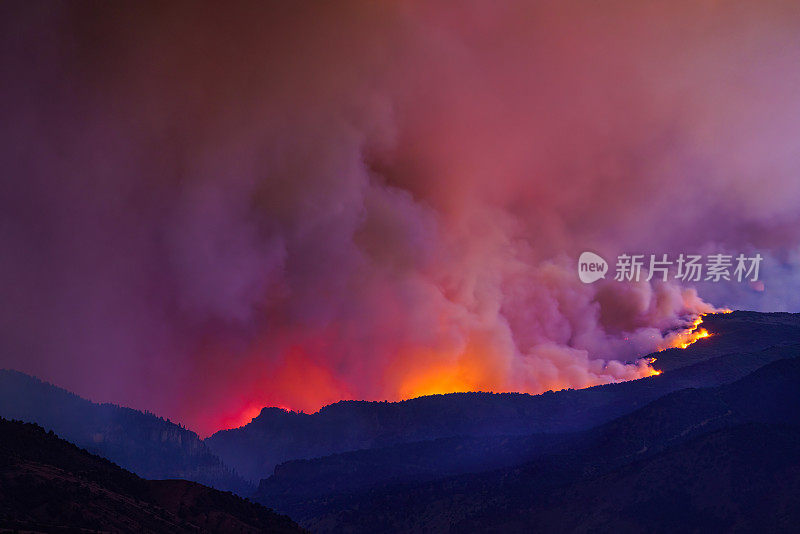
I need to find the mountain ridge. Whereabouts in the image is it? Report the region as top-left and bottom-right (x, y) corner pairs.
(206, 311), (800, 482)
(288, 355), (800, 532)
(0, 416), (304, 533)
(0, 369), (251, 495)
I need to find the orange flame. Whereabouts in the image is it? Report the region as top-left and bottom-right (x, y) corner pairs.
(392, 338), (503, 400)
(641, 356), (662, 377)
(214, 311), (733, 433)
(657, 311), (726, 352)
(645, 310), (731, 376)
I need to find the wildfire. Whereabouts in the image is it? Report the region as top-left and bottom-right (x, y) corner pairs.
(641, 356), (662, 376)
(213, 311), (734, 434)
(398, 362), (480, 399)
(393, 341), (496, 400)
(644, 311), (729, 377)
(675, 327), (710, 348)
(657, 310), (729, 352)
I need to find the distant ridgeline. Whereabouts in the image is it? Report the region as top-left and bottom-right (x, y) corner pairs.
(273, 355), (800, 533)
(0, 370), (251, 495)
(2, 310), (799, 533)
(206, 311), (800, 482)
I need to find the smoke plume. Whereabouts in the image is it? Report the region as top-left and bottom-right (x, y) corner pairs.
(1, 1), (799, 435)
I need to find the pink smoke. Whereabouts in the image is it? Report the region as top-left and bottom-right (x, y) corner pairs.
(0, 1), (799, 435)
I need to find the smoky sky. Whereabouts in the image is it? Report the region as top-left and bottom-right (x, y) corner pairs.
(2, 0), (800, 436)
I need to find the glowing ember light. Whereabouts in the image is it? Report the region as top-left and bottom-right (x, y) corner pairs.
(641, 356), (663, 377)
(657, 312), (720, 352)
(643, 311), (729, 378)
(214, 403), (264, 434)
(399, 363), (479, 399)
(392, 343), (494, 400)
(675, 327), (710, 349)
(211, 312), (732, 433)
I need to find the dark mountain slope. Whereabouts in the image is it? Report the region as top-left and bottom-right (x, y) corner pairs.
(654, 310), (800, 372)
(256, 342), (800, 506)
(257, 433), (568, 505)
(299, 424), (800, 534)
(208, 312), (800, 482)
(0, 370), (250, 494)
(0, 417), (303, 533)
(289, 356), (800, 532)
(455, 423), (800, 534)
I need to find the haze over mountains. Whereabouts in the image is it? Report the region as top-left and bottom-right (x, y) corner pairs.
(1, 310), (799, 532)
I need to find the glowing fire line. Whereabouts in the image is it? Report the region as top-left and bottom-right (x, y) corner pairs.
(649, 310), (733, 375)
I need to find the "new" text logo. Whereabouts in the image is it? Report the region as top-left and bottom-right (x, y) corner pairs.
(578, 251), (608, 283)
